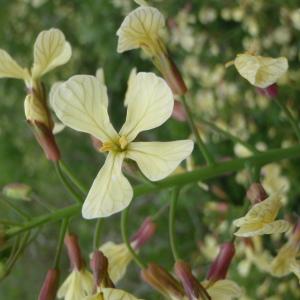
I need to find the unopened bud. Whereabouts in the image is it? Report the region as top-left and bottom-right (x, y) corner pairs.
(246, 183), (268, 205)
(256, 83), (278, 98)
(131, 217), (156, 250)
(207, 242), (235, 283)
(141, 263), (185, 299)
(172, 100), (187, 122)
(2, 183), (32, 201)
(38, 269), (60, 300)
(90, 250), (114, 288)
(175, 261), (211, 300)
(64, 234), (84, 270)
(156, 51), (187, 96)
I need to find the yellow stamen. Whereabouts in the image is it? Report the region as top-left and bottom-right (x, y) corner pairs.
(119, 136), (128, 150)
(100, 142), (115, 152)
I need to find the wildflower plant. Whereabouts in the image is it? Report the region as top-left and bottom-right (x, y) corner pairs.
(1, 1), (300, 300)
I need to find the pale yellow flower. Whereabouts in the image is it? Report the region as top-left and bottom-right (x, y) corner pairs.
(51, 72), (193, 218)
(203, 279), (243, 300)
(99, 241), (132, 283)
(269, 227), (300, 282)
(227, 52), (288, 88)
(0, 28), (71, 126)
(57, 269), (94, 300)
(233, 191), (290, 237)
(84, 288), (143, 300)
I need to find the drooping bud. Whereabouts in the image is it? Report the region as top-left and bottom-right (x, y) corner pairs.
(206, 242), (235, 283)
(246, 183), (268, 205)
(172, 100), (187, 122)
(64, 234), (84, 271)
(131, 217), (156, 250)
(90, 250), (114, 289)
(2, 183), (32, 201)
(175, 261), (211, 300)
(256, 83), (278, 98)
(141, 263), (185, 299)
(38, 269), (60, 300)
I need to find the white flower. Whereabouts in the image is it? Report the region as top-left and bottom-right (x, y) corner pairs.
(51, 72), (193, 219)
(84, 288), (143, 300)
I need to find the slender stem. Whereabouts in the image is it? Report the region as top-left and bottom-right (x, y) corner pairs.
(197, 117), (259, 153)
(6, 144), (300, 238)
(169, 187), (181, 261)
(121, 207), (146, 269)
(31, 194), (55, 212)
(93, 218), (104, 250)
(181, 96), (215, 165)
(53, 218), (69, 269)
(275, 98), (300, 141)
(54, 162), (83, 204)
(59, 160), (88, 194)
(151, 202), (169, 221)
(0, 196), (29, 220)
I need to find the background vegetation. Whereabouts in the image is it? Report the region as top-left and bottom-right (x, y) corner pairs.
(0, 0), (300, 299)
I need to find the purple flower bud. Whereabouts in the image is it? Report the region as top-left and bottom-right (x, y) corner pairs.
(131, 217), (156, 250)
(246, 183), (268, 205)
(64, 234), (84, 271)
(207, 242), (235, 282)
(256, 83), (278, 98)
(172, 100), (187, 122)
(38, 269), (60, 300)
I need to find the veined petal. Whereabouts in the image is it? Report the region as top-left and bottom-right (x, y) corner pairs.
(117, 6), (165, 54)
(51, 75), (117, 143)
(32, 28), (72, 78)
(126, 140), (193, 181)
(102, 288), (143, 300)
(119, 72), (173, 142)
(206, 280), (243, 300)
(82, 152), (133, 219)
(99, 241), (132, 283)
(0, 49), (29, 79)
(234, 54), (288, 88)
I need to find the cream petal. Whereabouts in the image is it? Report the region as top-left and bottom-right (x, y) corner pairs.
(124, 68), (137, 107)
(51, 75), (117, 142)
(116, 6), (165, 53)
(102, 288), (143, 300)
(0, 49), (29, 79)
(99, 241), (132, 283)
(119, 72), (173, 142)
(32, 28), (72, 78)
(96, 68), (106, 85)
(206, 279), (243, 300)
(82, 152), (133, 219)
(126, 140), (194, 181)
(234, 54), (288, 88)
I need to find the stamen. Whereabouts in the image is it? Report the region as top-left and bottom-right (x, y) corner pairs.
(119, 136), (128, 150)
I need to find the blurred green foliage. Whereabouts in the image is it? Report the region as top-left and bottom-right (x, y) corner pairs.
(1, 0), (300, 299)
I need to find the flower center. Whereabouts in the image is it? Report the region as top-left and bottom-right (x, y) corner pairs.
(100, 136), (128, 153)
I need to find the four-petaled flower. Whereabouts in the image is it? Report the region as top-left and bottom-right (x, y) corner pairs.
(233, 191), (290, 237)
(0, 28), (71, 160)
(226, 52), (288, 88)
(51, 72), (193, 219)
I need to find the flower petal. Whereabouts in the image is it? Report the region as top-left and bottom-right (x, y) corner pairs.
(206, 279), (243, 300)
(126, 140), (194, 181)
(82, 152), (133, 219)
(119, 72), (173, 142)
(32, 28), (72, 78)
(234, 54), (288, 88)
(99, 241), (132, 283)
(102, 288), (143, 300)
(116, 6), (165, 53)
(51, 75), (117, 142)
(0, 49), (29, 79)
(124, 68), (137, 107)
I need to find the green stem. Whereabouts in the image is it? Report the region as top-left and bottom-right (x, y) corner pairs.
(275, 98), (300, 141)
(181, 96), (215, 165)
(121, 207), (146, 269)
(151, 202), (169, 221)
(93, 218), (104, 250)
(169, 187), (181, 261)
(197, 117), (259, 153)
(59, 160), (88, 194)
(6, 144), (300, 238)
(0, 196), (30, 220)
(54, 162), (83, 204)
(53, 218), (69, 269)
